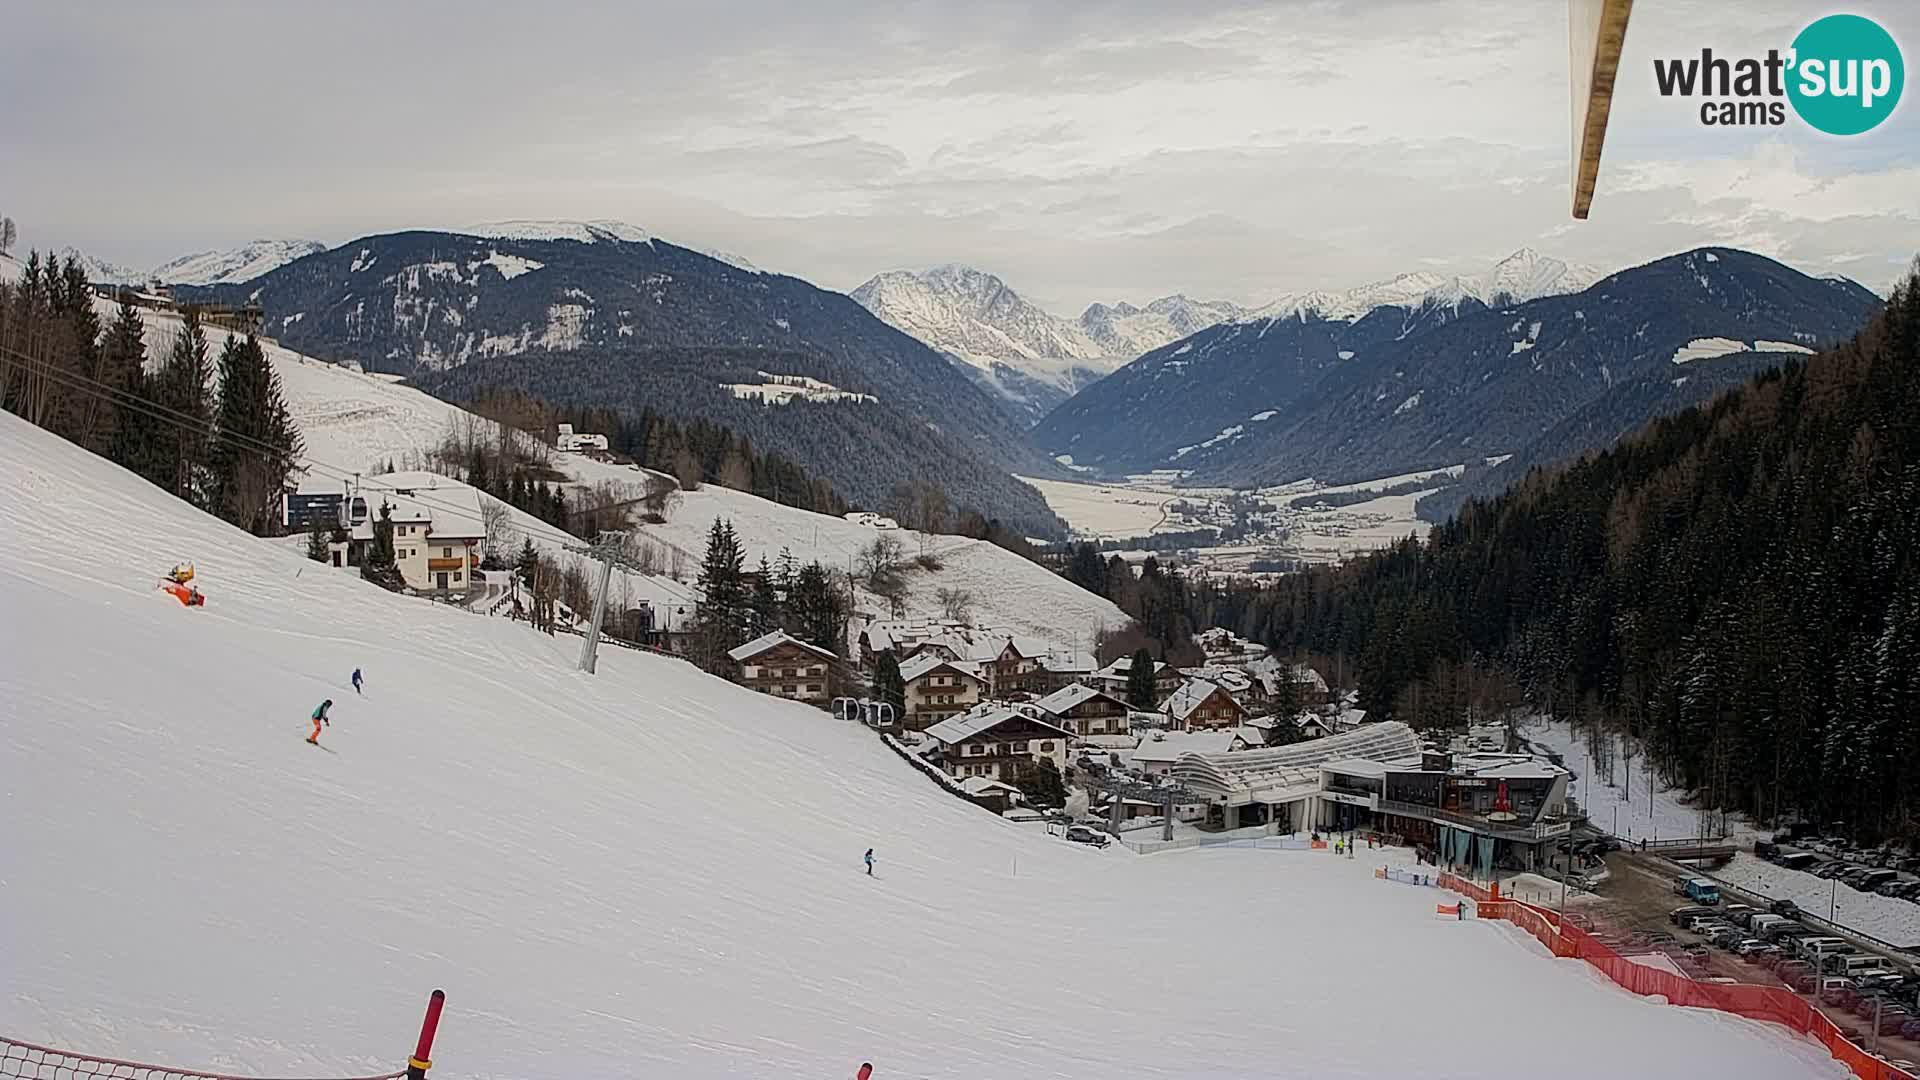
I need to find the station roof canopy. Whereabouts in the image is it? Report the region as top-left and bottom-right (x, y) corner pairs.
(1171, 721), (1422, 805)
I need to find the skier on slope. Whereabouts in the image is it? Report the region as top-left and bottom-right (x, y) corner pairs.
(309, 699), (333, 745)
(864, 848), (875, 876)
(351, 668), (364, 695)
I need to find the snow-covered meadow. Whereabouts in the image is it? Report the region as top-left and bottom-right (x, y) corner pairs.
(0, 411), (1848, 1080)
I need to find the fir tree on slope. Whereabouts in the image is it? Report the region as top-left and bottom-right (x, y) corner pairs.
(747, 556), (779, 637)
(693, 517), (748, 674)
(151, 308), (215, 508)
(786, 561), (847, 655)
(101, 296), (156, 484)
(359, 503), (408, 592)
(1125, 646), (1158, 710)
(209, 333), (302, 535)
(306, 517), (332, 563)
(872, 651), (906, 716)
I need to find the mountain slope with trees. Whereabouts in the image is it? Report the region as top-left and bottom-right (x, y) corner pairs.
(1188, 263), (1920, 840)
(184, 227), (1065, 538)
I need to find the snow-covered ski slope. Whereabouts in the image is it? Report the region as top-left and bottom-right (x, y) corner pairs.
(636, 481), (1127, 644)
(0, 413), (1847, 1079)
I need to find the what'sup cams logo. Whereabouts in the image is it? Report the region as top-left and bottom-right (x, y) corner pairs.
(1654, 13), (1904, 134)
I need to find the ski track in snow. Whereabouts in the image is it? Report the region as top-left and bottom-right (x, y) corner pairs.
(0, 411), (1850, 1080)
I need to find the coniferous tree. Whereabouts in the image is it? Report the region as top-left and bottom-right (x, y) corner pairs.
(150, 303), (215, 503)
(209, 334), (302, 534)
(101, 296), (156, 481)
(305, 516), (331, 563)
(747, 555), (779, 637)
(788, 561), (847, 654)
(692, 517), (748, 672)
(1125, 646), (1158, 709)
(359, 504), (407, 591)
(516, 538), (539, 585)
(873, 650), (906, 715)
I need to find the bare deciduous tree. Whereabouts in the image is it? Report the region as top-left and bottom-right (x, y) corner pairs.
(935, 586), (973, 624)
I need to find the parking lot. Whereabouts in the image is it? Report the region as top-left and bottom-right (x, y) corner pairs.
(1763, 837), (1920, 903)
(1566, 851), (1920, 1070)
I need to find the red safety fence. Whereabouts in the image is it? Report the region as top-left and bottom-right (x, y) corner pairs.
(3, 992), (444, 1080)
(1432, 875), (1915, 1080)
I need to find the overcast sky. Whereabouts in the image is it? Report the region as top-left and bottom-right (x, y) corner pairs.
(4, 1), (1916, 311)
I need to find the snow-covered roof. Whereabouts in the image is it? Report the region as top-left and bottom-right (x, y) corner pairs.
(1096, 656), (1169, 679)
(1075, 734), (1139, 750)
(343, 473), (488, 541)
(924, 706), (1072, 747)
(959, 776), (1024, 799)
(727, 630), (836, 664)
(1033, 683), (1124, 716)
(899, 652), (984, 685)
(1159, 678), (1243, 722)
(1132, 731), (1238, 764)
(1172, 722), (1423, 801)
(1459, 759), (1568, 782)
(1232, 726), (1270, 749)
(1322, 757), (1393, 779)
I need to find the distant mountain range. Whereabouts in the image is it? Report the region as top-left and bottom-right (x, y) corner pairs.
(852, 265), (1245, 424)
(181, 222), (1067, 538)
(853, 250), (1602, 426)
(57, 240), (326, 285)
(1033, 248), (1881, 519)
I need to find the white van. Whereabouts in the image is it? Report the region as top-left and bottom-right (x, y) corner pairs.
(1798, 937), (1851, 962)
(1837, 954), (1892, 977)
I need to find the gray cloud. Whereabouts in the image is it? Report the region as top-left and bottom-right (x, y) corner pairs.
(3, 0), (1914, 311)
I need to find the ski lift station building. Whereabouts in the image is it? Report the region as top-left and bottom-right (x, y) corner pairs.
(1170, 722), (1574, 872)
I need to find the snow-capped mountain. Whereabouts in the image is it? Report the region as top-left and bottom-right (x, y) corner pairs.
(57, 247), (143, 285)
(1078, 295), (1247, 359)
(851, 265), (1247, 424)
(851, 265), (1113, 424)
(151, 239), (328, 285)
(1037, 247), (1881, 500)
(462, 219), (656, 245)
(1249, 250), (1602, 324)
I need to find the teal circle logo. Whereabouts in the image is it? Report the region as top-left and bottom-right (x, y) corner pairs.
(1787, 14), (1904, 135)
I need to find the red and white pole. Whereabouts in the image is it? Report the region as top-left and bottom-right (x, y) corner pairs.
(407, 990), (446, 1080)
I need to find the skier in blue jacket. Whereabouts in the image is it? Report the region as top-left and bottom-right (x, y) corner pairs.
(351, 668), (364, 695)
(864, 848), (875, 876)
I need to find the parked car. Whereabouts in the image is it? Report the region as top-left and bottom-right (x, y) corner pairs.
(1784, 968), (1819, 993)
(1815, 861), (1846, 878)
(1821, 977), (1858, 1006)
(1776, 852), (1819, 871)
(1879, 1008), (1914, 1035)
(1769, 899), (1802, 917)
(1901, 1016), (1920, 1041)
(1777, 959), (1814, 981)
(1709, 927), (1746, 950)
(1755, 949), (1787, 970)
(1741, 944), (1780, 965)
(1673, 876), (1721, 904)
(1853, 993), (1890, 1019)
(1670, 905), (1715, 926)
(1063, 825), (1111, 848)
(1731, 937), (1769, 955)
(1644, 931), (1678, 946)
(1859, 868), (1899, 891)
(1721, 903), (1759, 928)
(1755, 840), (1781, 861)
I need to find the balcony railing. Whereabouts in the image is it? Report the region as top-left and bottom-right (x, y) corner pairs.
(1377, 798), (1571, 842)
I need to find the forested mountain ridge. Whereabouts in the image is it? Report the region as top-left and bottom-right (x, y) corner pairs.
(184, 227), (1065, 538)
(1193, 264), (1920, 840)
(1038, 248), (1881, 503)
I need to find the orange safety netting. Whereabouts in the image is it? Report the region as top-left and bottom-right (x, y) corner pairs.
(1, 1038), (402, 1080)
(1435, 873), (1916, 1080)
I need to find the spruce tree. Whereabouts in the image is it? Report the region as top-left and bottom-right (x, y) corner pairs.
(306, 516), (331, 563)
(516, 539), (539, 585)
(693, 518), (748, 671)
(747, 555), (779, 636)
(359, 504), (407, 591)
(1125, 647), (1158, 709)
(101, 296), (156, 482)
(789, 561), (846, 654)
(873, 650), (906, 715)
(210, 334), (302, 534)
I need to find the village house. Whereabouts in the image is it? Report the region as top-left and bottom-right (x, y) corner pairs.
(924, 705), (1074, 782)
(1160, 678), (1250, 730)
(921, 703), (1075, 776)
(554, 422), (609, 453)
(728, 630), (837, 706)
(1033, 683), (1131, 738)
(900, 654), (988, 729)
(342, 474), (487, 594)
(1088, 655), (1184, 701)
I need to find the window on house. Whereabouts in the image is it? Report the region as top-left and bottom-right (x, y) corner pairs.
(1039, 741), (1054, 752)
(805, 684), (820, 692)
(966, 744), (983, 756)
(1013, 741), (1028, 753)
(443, 547), (452, 558)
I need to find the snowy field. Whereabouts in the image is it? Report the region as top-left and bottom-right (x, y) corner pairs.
(639, 481), (1128, 646)
(1016, 475), (1173, 537)
(1522, 718), (1755, 845)
(0, 411), (1847, 1080)
(1716, 854), (1920, 949)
